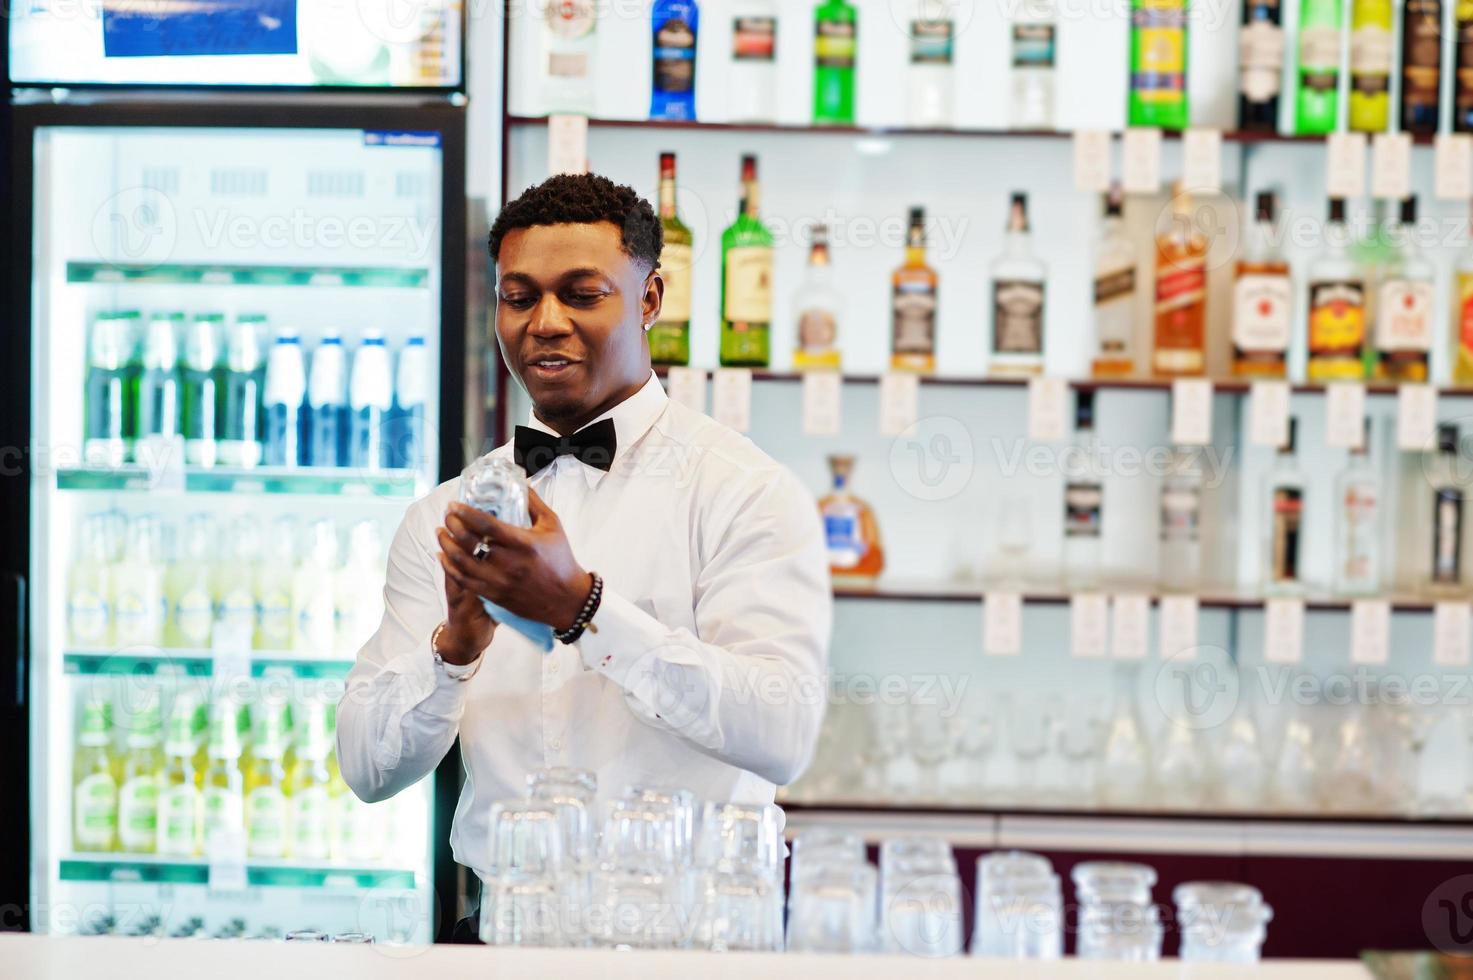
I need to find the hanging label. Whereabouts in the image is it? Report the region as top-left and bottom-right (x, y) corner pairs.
(1159, 595), (1200, 660)
(1070, 593), (1109, 658)
(984, 591), (1023, 656)
(1434, 602), (1473, 666)
(1028, 376), (1069, 442)
(1171, 378), (1214, 446)
(548, 114), (589, 176)
(1436, 134), (1473, 200)
(665, 366), (707, 414)
(879, 372), (921, 437)
(1249, 380), (1291, 448)
(1110, 593), (1151, 660)
(1371, 132), (1413, 200)
(1326, 132), (1368, 198)
(1264, 598), (1305, 664)
(801, 370), (843, 437)
(1122, 127), (1163, 194)
(1397, 383), (1438, 451)
(1073, 130), (1113, 193)
(1182, 129), (1223, 192)
(1349, 599), (1391, 665)
(712, 368), (753, 432)
(1325, 382), (1367, 449)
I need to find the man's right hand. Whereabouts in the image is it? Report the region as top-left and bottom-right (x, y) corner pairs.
(434, 519), (497, 665)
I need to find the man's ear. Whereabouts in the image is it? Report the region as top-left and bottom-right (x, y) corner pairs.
(642, 268), (665, 331)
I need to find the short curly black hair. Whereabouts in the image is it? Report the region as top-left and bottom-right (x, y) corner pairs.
(489, 172), (663, 270)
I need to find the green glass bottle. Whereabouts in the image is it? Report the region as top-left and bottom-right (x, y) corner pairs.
(651, 152), (692, 366)
(719, 155), (774, 367)
(1128, 0), (1189, 130)
(1296, 0), (1344, 134)
(813, 0), (857, 125)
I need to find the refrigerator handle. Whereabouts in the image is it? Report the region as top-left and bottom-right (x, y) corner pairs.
(1, 572), (24, 709)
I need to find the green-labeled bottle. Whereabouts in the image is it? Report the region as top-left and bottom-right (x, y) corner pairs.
(1296, 0), (1344, 134)
(651, 152), (693, 366)
(1128, 0), (1189, 130)
(813, 0), (857, 125)
(1348, 0), (1392, 131)
(719, 154), (774, 367)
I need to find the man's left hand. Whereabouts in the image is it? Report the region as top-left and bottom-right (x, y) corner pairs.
(439, 488), (593, 632)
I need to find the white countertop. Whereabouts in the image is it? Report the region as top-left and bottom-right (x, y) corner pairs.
(0, 934), (1373, 979)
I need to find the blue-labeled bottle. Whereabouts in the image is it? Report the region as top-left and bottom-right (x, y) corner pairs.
(349, 330), (392, 471)
(306, 331), (349, 468)
(651, 0), (699, 120)
(262, 330), (306, 468)
(387, 335), (428, 471)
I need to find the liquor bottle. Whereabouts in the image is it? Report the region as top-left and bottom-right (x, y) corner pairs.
(1092, 185), (1138, 378)
(263, 329), (306, 468)
(1401, 0), (1443, 136)
(718, 155), (774, 367)
(214, 516), (260, 648)
(219, 315), (265, 469)
(543, 0), (597, 115)
(68, 515), (113, 648)
(388, 334), (428, 471)
(1238, 0), (1285, 130)
(1232, 191), (1293, 378)
(1374, 195), (1434, 382)
(244, 700), (290, 860)
(257, 516), (298, 651)
(117, 696), (162, 855)
(1064, 391), (1104, 588)
(1128, 0), (1189, 130)
(1159, 446), (1204, 589)
(1011, 0), (1057, 129)
(813, 0), (857, 125)
(1456, 0), (1473, 131)
(1456, 213), (1473, 383)
(349, 330), (392, 471)
(989, 192), (1047, 376)
(1306, 198), (1369, 381)
(793, 224), (843, 370)
(652, 152), (694, 367)
(1296, 0), (1343, 135)
(165, 513), (216, 649)
(84, 311), (139, 468)
(335, 521), (385, 655)
(157, 694), (203, 857)
(891, 208), (939, 374)
(908, 0), (956, 127)
(292, 519), (339, 653)
(818, 455), (885, 582)
(1334, 421), (1382, 594)
(181, 313), (222, 468)
(651, 0), (699, 121)
(1349, 0), (1392, 131)
(728, 0), (777, 122)
(135, 312), (183, 448)
(1430, 424), (1466, 588)
(307, 331), (349, 468)
(112, 515), (165, 648)
(1264, 418), (1306, 594)
(202, 699), (246, 848)
(1152, 184), (1208, 376)
(289, 701), (335, 862)
(72, 697), (118, 853)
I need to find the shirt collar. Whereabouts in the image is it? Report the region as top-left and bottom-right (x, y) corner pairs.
(523, 371), (667, 487)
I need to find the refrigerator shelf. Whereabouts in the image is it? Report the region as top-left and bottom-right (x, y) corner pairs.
(55, 466), (420, 498)
(63, 652), (354, 680)
(59, 857), (418, 890)
(66, 262), (431, 290)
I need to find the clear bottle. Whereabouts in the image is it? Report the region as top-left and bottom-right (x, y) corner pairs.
(727, 0), (778, 122)
(307, 331), (349, 468)
(1064, 391), (1104, 589)
(180, 313), (223, 468)
(72, 697), (118, 853)
(292, 519), (339, 653)
(84, 311), (139, 468)
(989, 192), (1047, 376)
(1270, 712), (1321, 810)
(1233, 191), (1293, 378)
(349, 330), (393, 471)
(201, 698), (246, 848)
(1328, 703), (1381, 812)
(156, 693), (204, 857)
(1306, 198), (1369, 381)
(650, 0), (699, 121)
(1374, 195), (1435, 383)
(907, 0), (956, 127)
(263, 329), (307, 468)
(244, 699), (290, 860)
(818, 455), (885, 583)
(652, 152), (694, 367)
(68, 515), (114, 648)
(214, 516), (261, 649)
(1430, 424), (1466, 590)
(1092, 184), (1138, 378)
(335, 521), (385, 656)
(1153, 184), (1209, 376)
(388, 334), (428, 472)
(112, 515), (165, 648)
(1157, 720), (1210, 808)
(1010, 0), (1057, 129)
(1263, 418), (1307, 594)
(1098, 664), (1154, 808)
(793, 224), (843, 370)
(289, 700), (335, 862)
(165, 513), (216, 649)
(219, 315), (265, 469)
(256, 516), (298, 651)
(1159, 446), (1204, 590)
(117, 695), (162, 854)
(891, 207), (939, 374)
(135, 312), (184, 448)
(542, 0), (598, 115)
(1214, 698), (1267, 810)
(1334, 422), (1382, 595)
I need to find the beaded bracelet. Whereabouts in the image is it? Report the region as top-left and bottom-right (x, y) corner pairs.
(554, 571), (603, 645)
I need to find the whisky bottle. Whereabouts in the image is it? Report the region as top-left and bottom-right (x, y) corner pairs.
(1306, 197), (1369, 381)
(651, 152), (693, 367)
(1159, 445), (1204, 590)
(1430, 424), (1466, 589)
(1401, 0), (1443, 136)
(1349, 0), (1392, 131)
(1264, 417), (1306, 595)
(1128, 0), (1189, 130)
(729, 0), (778, 123)
(891, 207), (939, 373)
(989, 192), (1047, 376)
(814, 0), (858, 125)
(908, 0), (956, 127)
(1456, 0), (1473, 131)
(1454, 205), (1473, 383)
(650, 0), (699, 121)
(1232, 191), (1292, 378)
(1092, 185), (1138, 378)
(1333, 420), (1382, 595)
(542, 0), (598, 116)
(819, 455), (885, 583)
(793, 224), (843, 370)
(1011, 0), (1057, 129)
(1064, 390), (1103, 589)
(1374, 195), (1434, 383)
(1296, 0), (1343, 135)
(1239, 0), (1285, 131)
(1152, 183), (1208, 377)
(719, 155), (774, 367)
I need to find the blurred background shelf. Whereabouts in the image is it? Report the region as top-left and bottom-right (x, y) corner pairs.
(62, 652), (354, 680)
(54, 466), (420, 499)
(58, 857), (417, 890)
(65, 262), (430, 289)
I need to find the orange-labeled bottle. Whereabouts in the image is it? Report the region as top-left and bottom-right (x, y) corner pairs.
(819, 455), (885, 583)
(1152, 183), (1209, 376)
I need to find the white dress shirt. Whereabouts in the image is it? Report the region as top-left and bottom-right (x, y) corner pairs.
(336, 372), (832, 880)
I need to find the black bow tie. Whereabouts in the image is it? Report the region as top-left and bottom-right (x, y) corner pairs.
(513, 419), (617, 477)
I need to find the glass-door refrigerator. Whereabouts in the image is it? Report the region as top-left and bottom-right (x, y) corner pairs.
(6, 97), (467, 942)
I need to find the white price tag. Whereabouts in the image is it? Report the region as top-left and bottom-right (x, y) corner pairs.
(879, 372), (921, 437)
(801, 371), (843, 437)
(1159, 595), (1200, 661)
(1027, 376), (1069, 443)
(1371, 132), (1413, 201)
(1436, 134), (1473, 200)
(1182, 129), (1223, 193)
(1325, 382), (1366, 449)
(712, 368), (753, 432)
(1248, 381), (1291, 448)
(1397, 384), (1438, 451)
(983, 592), (1023, 657)
(1073, 130), (1113, 192)
(1170, 378), (1214, 446)
(1350, 599), (1391, 665)
(1434, 602), (1473, 666)
(1110, 593), (1151, 661)
(1122, 128), (1163, 194)
(207, 828), (248, 894)
(1326, 132), (1368, 199)
(1070, 593), (1110, 659)
(547, 114), (590, 176)
(665, 367), (707, 414)
(1264, 598), (1305, 664)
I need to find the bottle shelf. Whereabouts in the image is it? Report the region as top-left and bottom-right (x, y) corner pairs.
(62, 651), (353, 679)
(58, 856), (417, 890)
(65, 262), (430, 290)
(55, 466), (420, 499)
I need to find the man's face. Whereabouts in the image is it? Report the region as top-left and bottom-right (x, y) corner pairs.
(495, 221), (661, 432)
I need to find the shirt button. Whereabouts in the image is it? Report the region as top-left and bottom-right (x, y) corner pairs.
(548, 659), (560, 675)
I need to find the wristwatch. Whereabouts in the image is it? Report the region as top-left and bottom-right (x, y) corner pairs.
(431, 622), (483, 681)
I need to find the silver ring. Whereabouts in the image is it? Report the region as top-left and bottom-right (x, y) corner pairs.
(471, 539), (492, 561)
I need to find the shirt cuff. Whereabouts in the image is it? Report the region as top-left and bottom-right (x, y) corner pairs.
(573, 588), (668, 685)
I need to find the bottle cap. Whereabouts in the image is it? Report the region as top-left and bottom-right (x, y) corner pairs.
(1281, 417), (1298, 454)
(1255, 191), (1275, 222)
(1400, 194), (1418, 226)
(1438, 424), (1459, 456)
(1075, 390), (1095, 430)
(1328, 197), (1346, 223)
(1104, 183), (1123, 218)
